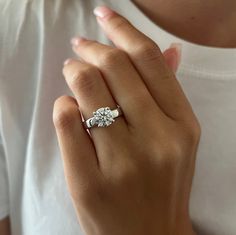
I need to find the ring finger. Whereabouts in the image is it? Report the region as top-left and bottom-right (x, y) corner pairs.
(62, 59), (129, 162)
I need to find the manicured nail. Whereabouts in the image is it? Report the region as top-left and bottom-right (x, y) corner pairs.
(170, 43), (182, 66)
(93, 6), (113, 18)
(63, 58), (73, 66)
(170, 43), (182, 57)
(70, 36), (87, 46)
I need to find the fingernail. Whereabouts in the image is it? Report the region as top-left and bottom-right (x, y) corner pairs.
(170, 43), (182, 66)
(93, 6), (113, 18)
(170, 43), (182, 57)
(70, 36), (87, 46)
(63, 58), (73, 66)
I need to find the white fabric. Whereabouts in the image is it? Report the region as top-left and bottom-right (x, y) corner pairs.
(0, 118), (9, 220)
(0, 0), (236, 234)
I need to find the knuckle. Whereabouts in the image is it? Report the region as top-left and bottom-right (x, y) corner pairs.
(99, 48), (128, 67)
(184, 120), (202, 145)
(53, 97), (78, 130)
(70, 66), (98, 92)
(112, 159), (138, 186)
(190, 121), (202, 142)
(156, 121), (202, 162)
(159, 139), (183, 160)
(111, 17), (130, 33)
(168, 141), (183, 160)
(135, 40), (162, 62)
(154, 142), (185, 173)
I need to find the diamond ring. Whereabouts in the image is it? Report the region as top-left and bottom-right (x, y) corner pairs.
(83, 106), (123, 129)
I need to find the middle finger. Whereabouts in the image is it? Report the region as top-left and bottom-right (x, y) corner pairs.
(71, 38), (165, 128)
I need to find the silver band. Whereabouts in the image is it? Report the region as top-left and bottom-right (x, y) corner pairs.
(83, 106), (123, 129)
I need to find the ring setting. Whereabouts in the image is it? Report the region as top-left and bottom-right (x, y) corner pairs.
(83, 106), (123, 129)
(94, 107), (115, 127)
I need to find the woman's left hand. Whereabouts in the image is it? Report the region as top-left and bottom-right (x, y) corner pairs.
(53, 6), (200, 235)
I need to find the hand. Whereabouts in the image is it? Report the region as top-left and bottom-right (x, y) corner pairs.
(53, 6), (200, 235)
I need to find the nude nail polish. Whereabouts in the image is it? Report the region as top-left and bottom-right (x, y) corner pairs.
(70, 36), (87, 46)
(93, 6), (113, 18)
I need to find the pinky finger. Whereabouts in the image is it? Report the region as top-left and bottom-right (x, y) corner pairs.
(53, 95), (100, 201)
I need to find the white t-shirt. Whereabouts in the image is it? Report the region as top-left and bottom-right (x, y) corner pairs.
(0, 0), (236, 234)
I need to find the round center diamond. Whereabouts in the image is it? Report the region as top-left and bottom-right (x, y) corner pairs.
(93, 107), (115, 127)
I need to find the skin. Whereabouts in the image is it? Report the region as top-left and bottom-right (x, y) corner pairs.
(54, 6), (200, 235)
(1, 0), (235, 234)
(132, 0), (236, 47)
(0, 30), (179, 235)
(0, 218), (10, 235)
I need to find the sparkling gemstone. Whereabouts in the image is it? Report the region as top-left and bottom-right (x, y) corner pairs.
(94, 107), (115, 127)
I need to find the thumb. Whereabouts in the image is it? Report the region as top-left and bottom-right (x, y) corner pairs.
(163, 43), (182, 73)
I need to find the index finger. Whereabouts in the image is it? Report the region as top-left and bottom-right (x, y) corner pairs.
(93, 6), (195, 121)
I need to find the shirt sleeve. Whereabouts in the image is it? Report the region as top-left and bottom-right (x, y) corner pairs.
(0, 119), (9, 220)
